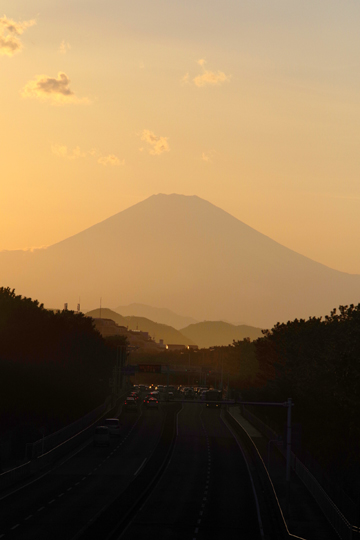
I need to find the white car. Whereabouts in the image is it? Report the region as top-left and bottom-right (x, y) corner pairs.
(104, 418), (121, 436)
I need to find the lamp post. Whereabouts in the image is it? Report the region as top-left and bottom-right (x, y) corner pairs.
(188, 347), (190, 386)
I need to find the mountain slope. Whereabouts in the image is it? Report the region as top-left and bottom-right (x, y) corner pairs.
(180, 321), (263, 348)
(86, 308), (194, 346)
(115, 303), (197, 329)
(1, 193), (360, 328)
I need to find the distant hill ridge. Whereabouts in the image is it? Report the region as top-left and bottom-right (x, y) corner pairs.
(115, 303), (198, 330)
(86, 308), (194, 346)
(86, 308), (263, 348)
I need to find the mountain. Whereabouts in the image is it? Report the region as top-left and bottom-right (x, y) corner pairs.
(180, 321), (263, 348)
(86, 308), (194, 346)
(1, 193), (360, 328)
(115, 303), (198, 330)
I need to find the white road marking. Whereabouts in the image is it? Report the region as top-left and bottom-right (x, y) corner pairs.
(25, 515), (33, 520)
(134, 458), (147, 476)
(37, 507), (45, 512)
(11, 524), (19, 530)
(58, 493), (64, 497)
(49, 499), (55, 504)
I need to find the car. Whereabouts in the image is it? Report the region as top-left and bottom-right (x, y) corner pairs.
(104, 418), (121, 437)
(93, 426), (110, 447)
(144, 397), (159, 409)
(129, 391), (140, 402)
(149, 391), (161, 401)
(167, 392), (174, 401)
(123, 396), (138, 411)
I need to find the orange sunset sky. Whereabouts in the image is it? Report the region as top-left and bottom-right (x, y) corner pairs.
(1, 1), (360, 274)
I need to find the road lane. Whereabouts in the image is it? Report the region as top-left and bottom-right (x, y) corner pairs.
(122, 403), (262, 540)
(199, 407), (262, 540)
(0, 406), (165, 540)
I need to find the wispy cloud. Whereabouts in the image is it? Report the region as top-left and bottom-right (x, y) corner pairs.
(59, 40), (71, 54)
(140, 129), (170, 155)
(0, 15), (36, 56)
(183, 59), (231, 88)
(51, 145), (87, 159)
(52, 144), (123, 166)
(181, 72), (190, 85)
(97, 155), (124, 166)
(201, 149), (219, 163)
(21, 72), (90, 105)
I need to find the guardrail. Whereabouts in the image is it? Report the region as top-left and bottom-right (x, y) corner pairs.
(26, 396), (112, 459)
(241, 407), (358, 540)
(224, 409), (304, 540)
(0, 392), (124, 493)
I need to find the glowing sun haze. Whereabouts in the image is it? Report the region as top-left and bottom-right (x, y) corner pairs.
(2, 0), (360, 275)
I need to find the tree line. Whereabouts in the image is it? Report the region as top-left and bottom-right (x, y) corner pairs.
(230, 304), (360, 500)
(0, 287), (125, 454)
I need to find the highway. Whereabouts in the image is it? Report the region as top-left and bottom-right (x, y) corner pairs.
(121, 403), (262, 540)
(0, 406), (163, 540)
(0, 402), (264, 540)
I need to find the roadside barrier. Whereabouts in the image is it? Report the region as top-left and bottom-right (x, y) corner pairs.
(0, 392), (125, 493)
(241, 407), (358, 540)
(224, 409), (304, 540)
